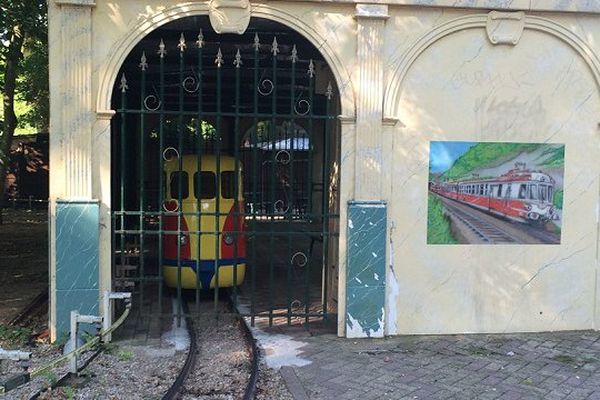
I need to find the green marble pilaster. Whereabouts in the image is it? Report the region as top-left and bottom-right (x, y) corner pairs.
(346, 201), (386, 338)
(55, 200), (100, 338)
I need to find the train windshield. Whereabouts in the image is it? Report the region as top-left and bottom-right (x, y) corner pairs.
(528, 184), (538, 200)
(194, 172), (216, 199)
(539, 185), (549, 202)
(221, 171), (237, 199)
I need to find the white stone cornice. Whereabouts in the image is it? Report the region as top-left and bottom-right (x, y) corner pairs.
(293, 0), (600, 15)
(355, 4), (389, 19)
(96, 110), (116, 120)
(54, 0), (96, 7)
(338, 115), (357, 125)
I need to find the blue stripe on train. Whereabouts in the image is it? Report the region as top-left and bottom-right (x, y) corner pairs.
(163, 258), (247, 289)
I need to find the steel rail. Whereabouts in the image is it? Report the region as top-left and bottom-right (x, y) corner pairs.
(162, 292), (260, 400)
(161, 299), (197, 400)
(8, 289), (48, 327)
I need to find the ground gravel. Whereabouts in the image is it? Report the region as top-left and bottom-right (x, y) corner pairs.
(180, 309), (251, 400)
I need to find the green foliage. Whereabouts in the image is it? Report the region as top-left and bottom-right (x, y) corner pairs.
(440, 143), (538, 181)
(42, 371), (58, 387)
(427, 194), (458, 244)
(0, 0), (48, 174)
(0, 324), (32, 347)
(539, 146), (565, 168)
(553, 189), (564, 210)
(17, 36), (49, 131)
(101, 342), (133, 361)
(117, 350), (134, 362)
(63, 385), (75, 399)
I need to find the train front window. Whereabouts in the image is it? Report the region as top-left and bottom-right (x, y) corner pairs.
(194, 172), (216, 199)
(170, 172), (189, 199)
(539, 185), (548, 202)
(529, 184), (538, 200)
(221, 171), (236, 199)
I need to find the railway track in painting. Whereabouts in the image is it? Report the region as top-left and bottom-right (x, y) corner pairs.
(437, 195), (560, 244)
(441, 199), (520, 244)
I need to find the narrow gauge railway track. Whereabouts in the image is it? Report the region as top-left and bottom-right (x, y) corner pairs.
(441, 199), (521, 244)
(163, 292), (258, 400)
(8, 289), (48, 328)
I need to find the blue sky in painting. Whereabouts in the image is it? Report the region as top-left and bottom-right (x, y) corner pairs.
(429, 141), (477, 173)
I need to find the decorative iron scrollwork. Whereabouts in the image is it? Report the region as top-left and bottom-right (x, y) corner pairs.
(291, 251), (308, 267)
(294, 99), (310, 116)
(291, 299), (303, 312)
(162, 147), (180, 161)
(275, 150), (291, 165)
(274, 199), (290, 214)
(182, 75), (200, 93)
(144, 95), (161, 111)
(257, 78), (274, 96)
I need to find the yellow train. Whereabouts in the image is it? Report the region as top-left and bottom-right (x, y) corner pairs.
(162, 154), (246, 289)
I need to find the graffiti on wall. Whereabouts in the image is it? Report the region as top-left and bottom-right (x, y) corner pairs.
(427, 141), (564, 245)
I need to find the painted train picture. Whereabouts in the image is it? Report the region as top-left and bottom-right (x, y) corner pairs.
(427, 142), (565, 245)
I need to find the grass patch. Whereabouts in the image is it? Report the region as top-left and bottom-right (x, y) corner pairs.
(101, 343), (134, 362)
(466, 345), (492, 357)
(117, 350), (134, 362)
(0, 324), (32, 348)
(427, 194), (458, 244)
(553, 354), (576, 364)
(522, 377), (534, 386)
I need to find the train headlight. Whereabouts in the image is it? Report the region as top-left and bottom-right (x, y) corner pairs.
(223, 232), (234, 246)
(524, 204), (531, 211)
(179, 234), (188, 245)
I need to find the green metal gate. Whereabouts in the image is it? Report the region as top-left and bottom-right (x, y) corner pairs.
(112, 18), (339, 328)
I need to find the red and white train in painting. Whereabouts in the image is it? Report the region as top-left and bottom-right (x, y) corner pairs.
(430, 164), (560, 224)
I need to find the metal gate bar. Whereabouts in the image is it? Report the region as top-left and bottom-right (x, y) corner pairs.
(112, 25), (339, 328)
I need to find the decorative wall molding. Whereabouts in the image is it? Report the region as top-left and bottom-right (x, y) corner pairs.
(355, 4), (389, 20)
(354, 3), (387, 200)
(60, 4), (94, 198)
(208, 0), (251, 34)
(96, 2), (356, 120)
(486, 11), (525, 45)
(54, 0), (95, 6)
(383, 13), (600, 120)
(382, 117), (403, 127)
(96, 110), (116, 120)
(257, 0), (600, 15)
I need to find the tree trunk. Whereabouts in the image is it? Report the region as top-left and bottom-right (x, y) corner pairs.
(1, 30), (25, 225)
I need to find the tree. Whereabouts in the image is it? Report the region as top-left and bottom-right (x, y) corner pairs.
(0, 1), (48, 205)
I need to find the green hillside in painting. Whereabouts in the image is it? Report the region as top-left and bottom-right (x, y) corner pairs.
(438, 143), (564, 181)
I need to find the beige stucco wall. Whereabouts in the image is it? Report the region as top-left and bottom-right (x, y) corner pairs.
(382, 9), (600, 334)
(48, 0), (600, 339)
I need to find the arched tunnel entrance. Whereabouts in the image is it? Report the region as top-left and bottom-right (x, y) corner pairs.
(110, 16), (341, 328)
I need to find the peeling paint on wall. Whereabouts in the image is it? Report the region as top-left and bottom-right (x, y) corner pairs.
(386, 221), (399, 335)
(346, 201), (386, 338)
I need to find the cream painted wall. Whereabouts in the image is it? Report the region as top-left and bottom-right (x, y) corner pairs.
(383, 8), (600, 334)
(48, 0), (600, 338)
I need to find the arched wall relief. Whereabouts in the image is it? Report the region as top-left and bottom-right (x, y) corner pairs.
(383, 13), (600, 120)
(95, 3), (356, 120)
